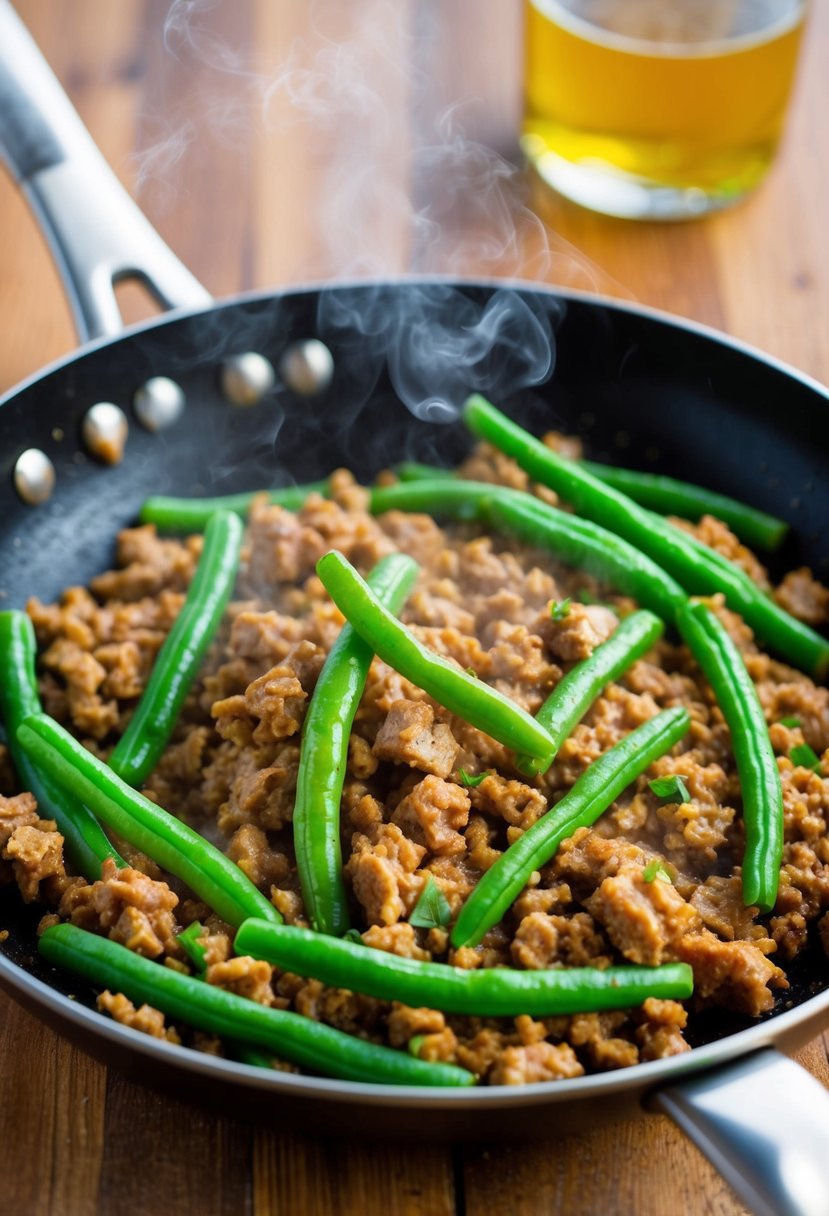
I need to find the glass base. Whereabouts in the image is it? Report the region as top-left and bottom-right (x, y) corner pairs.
(523, 141), (751, 221)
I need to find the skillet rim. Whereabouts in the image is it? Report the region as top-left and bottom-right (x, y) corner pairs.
(0, 276), (827, 1107)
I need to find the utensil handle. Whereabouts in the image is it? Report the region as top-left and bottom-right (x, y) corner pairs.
(651, 1048), (829, 1216)
(0, 0), (211, 342)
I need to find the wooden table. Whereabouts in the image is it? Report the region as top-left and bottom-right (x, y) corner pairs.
(1, 3), (827, 1212)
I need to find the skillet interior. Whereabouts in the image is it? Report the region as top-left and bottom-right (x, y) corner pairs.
(1, 281), (828, 1132)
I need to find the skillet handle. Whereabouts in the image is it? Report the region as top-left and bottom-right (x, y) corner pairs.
(0, 0), (211, 342)
(651, 1048), (829, 1216)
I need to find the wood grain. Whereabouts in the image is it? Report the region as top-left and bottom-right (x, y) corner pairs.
(1, 1), (828, 1213)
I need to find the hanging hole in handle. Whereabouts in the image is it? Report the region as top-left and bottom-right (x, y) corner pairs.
(113, 274), (168, 330)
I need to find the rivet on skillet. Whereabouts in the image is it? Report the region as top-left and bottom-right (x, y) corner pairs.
(13, 448), (56, 505)
(279, 339), (334, 396)
(81, 402), (129, 464)
(220, 352), (276, 407)
(133, 377), (185, 431)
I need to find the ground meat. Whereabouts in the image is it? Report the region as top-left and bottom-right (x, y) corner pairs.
(97, 990), (181, 1043)
(206, 956), (274, 1004)
(0, 792), (40, 849)
(774, 568), (829, 626)
(489, 1041), (584, 1085)
(59, 858), (179, 956)
(391, 775), (470, 856)
(3, 823), (65, 903)
(541, 601), (619, 663)
(17, 435), (829, 1088)
(373, 700), (459, 777)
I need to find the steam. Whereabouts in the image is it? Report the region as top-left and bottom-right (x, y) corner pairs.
(135, 0), (615, 422)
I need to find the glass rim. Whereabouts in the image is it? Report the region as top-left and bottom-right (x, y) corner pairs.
(527, 0), (809, 59)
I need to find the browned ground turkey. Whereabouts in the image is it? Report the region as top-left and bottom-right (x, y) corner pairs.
(3, 437), (829, 1087)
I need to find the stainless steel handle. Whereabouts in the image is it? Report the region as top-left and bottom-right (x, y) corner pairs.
(652, 1048), (829, 1216)
(0, 0), (211, 341)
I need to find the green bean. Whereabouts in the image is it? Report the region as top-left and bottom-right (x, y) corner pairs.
(38, 923), (474, 1087)
(394, 461), (455, 482)
(316, 550), (555, 766)
(369, 481), (687, 622)
(235, 920), (694, 1016)
(464, 395), (829, 679)
(0, 611), (124, 880)
(109, 510), (244, 786)
(139, 480), (329, 532)
(515, 609), (665, 777)
(676, 601), (783, 912)
(581, 462), (789, 552)
(451, 706), (691, 949)
(395, 458), (788, 553)
(294, 553), (419, 937)
(17, 713), (280, 929)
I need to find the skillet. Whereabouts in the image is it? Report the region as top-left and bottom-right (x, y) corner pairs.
(1, 5), (828, 1212)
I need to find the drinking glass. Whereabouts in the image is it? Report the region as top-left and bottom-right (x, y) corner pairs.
(522, 0), (810, 220)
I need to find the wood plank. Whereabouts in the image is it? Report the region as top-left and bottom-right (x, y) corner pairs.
(252, 1127), (456, 1216)
(0, 992), (106, 1216)
(98, 1067), (252, 1215)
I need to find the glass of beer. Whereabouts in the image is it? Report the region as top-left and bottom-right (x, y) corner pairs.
(522, 0), (810, 220)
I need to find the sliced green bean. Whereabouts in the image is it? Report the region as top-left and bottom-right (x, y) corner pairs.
(676, 601), (783, 912)
(316, 551), (555, 766)
(139, 480), (329, 532)
(581, 462), (789, 552)
(294, 553), (419, 937)
(451, 706), (691, 949)
(38, 923), (474, 1087)
(235, 920), (694, 1016)
(516, 609), (665, 777)
(17, 713), (280, 929)
(109, 510), (243, 787)
(0, 610), (124, 880)
(369, 480), (687, 622)
(464, 395), (829, 679)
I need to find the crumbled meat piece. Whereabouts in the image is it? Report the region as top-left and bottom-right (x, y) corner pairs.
(89, 526), (199, 601)
(774, 568), (829, 626)
(0, 792), (40, 849)
(586, 871), (701, 965)
(206, 956), (274, 1005)
(59, 858), (178, 954)
(469, 774), (547, 833)
(3, 823), (65, 903)
(676, 933), (787, 1016)
(511, 911), (611, 970)
(361, 922), (431, 960)
(97, 990), (181, 1042)
(541, 601), (619, 662)
(489, 1041), (584, 1085)
(225, 824), (290, 889)
(387, 1004), (446, 1048)
(391, 775), (471, 856)
(373, 700), (459, 778)
(346, 824), (426, 925)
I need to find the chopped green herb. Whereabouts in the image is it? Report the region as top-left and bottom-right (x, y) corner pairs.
(458, 768), (487, 788)
(648, 774), (691, 803)
(550, 597), (572, 621)
(790, 743), (822, 773)
(465, 666), (479, 679)
(343, 928), (364, 944)
(408, 1034), (426, 1058)
(177, 921), (208, 973)
(409, 875), (452, 930)
(779, 716), (802, 729)
(643, 859), (673, 885)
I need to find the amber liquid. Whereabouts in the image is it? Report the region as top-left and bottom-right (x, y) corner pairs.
(523, 0), (808, 217)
